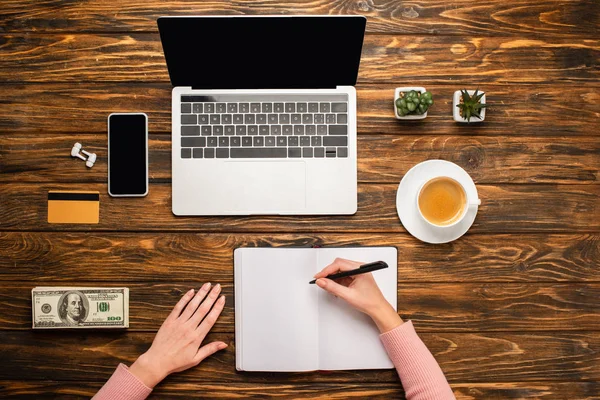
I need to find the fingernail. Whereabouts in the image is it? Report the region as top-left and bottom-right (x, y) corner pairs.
(202, 282), (211, 290)
(215, 283), (221, 290)
(188, 288), (194, 295)
(316, 279), (326, 288)
(219, 295), (226, 304)
(218, 343), (228, 350)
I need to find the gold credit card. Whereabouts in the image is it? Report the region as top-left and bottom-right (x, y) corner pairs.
(48, 191), (99, 224)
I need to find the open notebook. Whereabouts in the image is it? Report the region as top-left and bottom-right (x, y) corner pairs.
(234, 246), (397, 372)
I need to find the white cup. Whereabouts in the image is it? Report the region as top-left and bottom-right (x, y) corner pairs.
(416, 176), (481, 229)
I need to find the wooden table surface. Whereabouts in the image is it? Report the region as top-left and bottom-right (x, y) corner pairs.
(1, 1), (599, 399)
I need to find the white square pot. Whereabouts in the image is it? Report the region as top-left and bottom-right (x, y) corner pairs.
(453, 90), (486, 123)
(394, 87), (427, 120)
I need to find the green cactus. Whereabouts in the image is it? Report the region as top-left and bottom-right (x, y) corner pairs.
(457, 89), (486, 123)
(395, 90), (434, 117)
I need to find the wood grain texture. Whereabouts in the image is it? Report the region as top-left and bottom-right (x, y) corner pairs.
(1, 0), (598, 37)
(1, 233), (597, 282)
(1, 84), (598, 136)
(1, 183), (598, 233)
(2, 282), (600, 332)
(2, 134), (598, 184)
(2, 331), (599, 383)
(1, 35), (598, 84)
(1, 381), (599, 400)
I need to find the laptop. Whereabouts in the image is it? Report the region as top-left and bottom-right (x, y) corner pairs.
(157, 15), (367, 216)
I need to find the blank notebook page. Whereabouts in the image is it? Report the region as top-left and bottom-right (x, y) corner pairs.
(235, 248), (319, 371)
(316, 247), (397, 370)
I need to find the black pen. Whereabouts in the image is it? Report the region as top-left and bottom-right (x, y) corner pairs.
(309, 261), (388, 284)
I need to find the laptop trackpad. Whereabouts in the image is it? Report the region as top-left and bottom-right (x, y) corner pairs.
(224, 161), (306, 213)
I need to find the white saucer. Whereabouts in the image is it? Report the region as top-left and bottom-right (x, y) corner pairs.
(396, 160), (480, 244)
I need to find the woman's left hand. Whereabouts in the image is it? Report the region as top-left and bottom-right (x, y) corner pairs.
(129, 282), (227, 388)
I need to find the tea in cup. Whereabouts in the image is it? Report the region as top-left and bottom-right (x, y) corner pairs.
(417, 176), (480, 228)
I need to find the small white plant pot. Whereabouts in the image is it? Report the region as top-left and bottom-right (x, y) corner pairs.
(394, 87), (428, 120)
(453, 90), (486, 123)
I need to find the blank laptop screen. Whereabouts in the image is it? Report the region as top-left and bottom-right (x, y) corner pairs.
(157, 16), (367, 90)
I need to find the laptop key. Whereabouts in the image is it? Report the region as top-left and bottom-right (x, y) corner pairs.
(324, 136), (347, 146)
(259, 125), (269, 135)
(239, 103), (249, 113)
(181, 103), (192, 113)
(294, 125), (304, 135)
(219, 137), (229, 147)
(204, 103), (215, 113)
(303, 147), (313, 158)
(236, 126), (246, 135)
(224, 125), (235, 135)
(300, 136), (311, 146)
(181, 148), (191, 158)
(274, 103), (284, 113)
(231, 148), (287, 158)
(291, 114), (301, 124)
(193, 148), (203, 158)
(337, 147), (348, 157)
(308, 102), (319, 112)
(250, 103), (261, 113)
(182, 137), (206, 147)
(305, 125), (316, 135)
(256, 114), (267, 124)
(288, 137), (299, 147)
(182, 126), (200, 136)
(265, 136), (276, 146)
(282, 125), (293, 135)
(277, 137), (287, 147)
(216, 148), (229, 158)
(311, 136), (322, 146)
(326, 147), (337, 157)
(216, 103), (226, 113)
(297, 103), (307, 113)
(262, 103), (272, 113)
(231, 137), (241, 147)
(326, 114), (336, 124)
(213, 125), (224, 136)
(279, 114), (290, 124)
(207, 137), (218, 147)
(242, 137), (252, 147)
(268, 114), (278, 124)
(337, 113), (348, 124)
(244, 114), (255, 124)
(319, 103), (330, 113)
(271, 125), (281, 135)
(181, 115), (197, 125)
(201, 126), (212, 136)
(248, 125), (258, 135)
(302, 114), (313, 124)
(285, 103), (295, 113)
(204, 148), (215, 158)
(317, 125), (327, 134)
(233, 114), (244, 124)
(314, 147), (325, 158)
(193, 103), (203, 113)
(227, 103), (238, 113)
(314, 114), (324, 124)
(222, 114), (232, 124)
(198, 114), (209, 124)
(329, 125), (347, 135)
(332, 102), (347, 112)
(253, 136), (264, 147)
(288, 148), (301, 158)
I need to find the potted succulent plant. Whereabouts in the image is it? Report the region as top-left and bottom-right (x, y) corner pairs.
(453, 89), (486, 123)
(394, 87), (434, 120)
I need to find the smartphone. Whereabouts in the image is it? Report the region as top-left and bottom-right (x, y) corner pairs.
(108, 113), (148, 197)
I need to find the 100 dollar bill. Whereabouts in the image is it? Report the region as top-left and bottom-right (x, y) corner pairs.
(32, 287), (129, 329)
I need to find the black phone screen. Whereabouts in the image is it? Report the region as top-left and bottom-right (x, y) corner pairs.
(108, 114), (148, 196)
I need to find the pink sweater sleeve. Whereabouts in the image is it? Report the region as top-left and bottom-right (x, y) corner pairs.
(380, 321), (455, 400)
(92, 363), (153, 400)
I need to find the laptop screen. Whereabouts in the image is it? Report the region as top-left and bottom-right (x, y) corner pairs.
(157, 16), (367, 90)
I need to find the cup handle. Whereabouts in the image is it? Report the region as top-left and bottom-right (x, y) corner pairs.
(469, 199), (481, 208)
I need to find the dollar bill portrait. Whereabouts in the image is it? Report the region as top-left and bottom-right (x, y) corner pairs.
(58, 291), (89, 325)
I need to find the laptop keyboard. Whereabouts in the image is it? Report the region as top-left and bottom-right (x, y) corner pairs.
(178, 94), (349, 159)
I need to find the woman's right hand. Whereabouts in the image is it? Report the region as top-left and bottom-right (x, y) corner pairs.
(313, 258), (403, 333)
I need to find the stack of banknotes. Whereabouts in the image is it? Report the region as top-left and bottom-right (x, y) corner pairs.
(32, 287), (129, 329)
